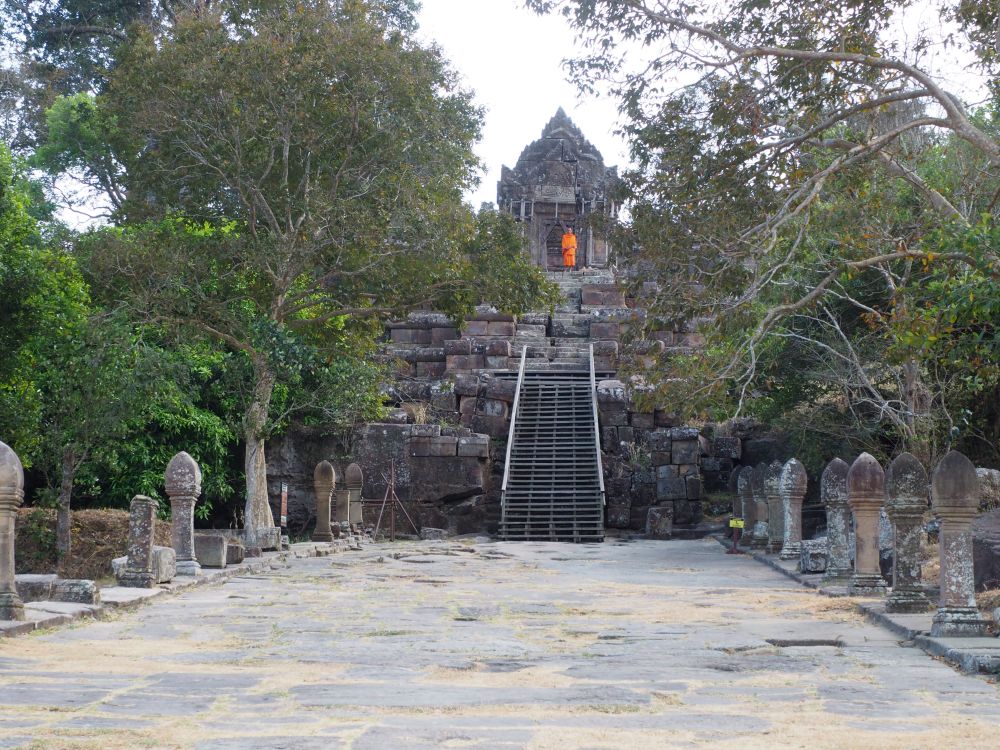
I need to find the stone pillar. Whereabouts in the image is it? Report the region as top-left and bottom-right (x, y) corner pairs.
(737, 467), (755, 542)
(883, 453), (932, 613)
(165, 452), (202, 576)
(930, 450), (989, 636)
(345, 463), (363, 527)
(118, 495), (159, 588)
(765, 460), (785, 554)
(821, 458), (852, 586)
(847, 453), (888, 595)
(779, 458), (807, 561)
(751, 462), (769, 547)
(312, 461), (336, 543)
(0, 441), (25, 621)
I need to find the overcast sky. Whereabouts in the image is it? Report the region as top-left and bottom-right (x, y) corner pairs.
(415, 0), (630, 210)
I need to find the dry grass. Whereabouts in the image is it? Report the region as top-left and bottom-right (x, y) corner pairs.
(15, 508), (171, 580)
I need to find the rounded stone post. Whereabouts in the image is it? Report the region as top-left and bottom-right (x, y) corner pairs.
(345, 463), (363, 527)
(0, 441), (26, 621)
(737, 467), (755, 537)
(165, 452), (201, 576)
(885, 453), (933, 613)
(751, 462), (769, 547)
(930, 450), (989, 636)
(119, 495), (159, 588)
(820, 458), (852, 586)
(765, 460), (785, 554)
(847, 453), (888, 595)
(312, 461), (336, 543)
(779, 458), (807, 561)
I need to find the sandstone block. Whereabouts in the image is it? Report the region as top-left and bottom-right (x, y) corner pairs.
(226, 540), (246, 565)
(648, 430), (672, 453)
(646, 506), (674, 539)
(51, 579), (100, 605)
(462, 321), (488, 336)
(599, 405), (628, 427)
(486, 321), (515, 336)
(714, 437), (742, 460)
(429, 437), (458, 457)
(630, 412), (654, 430)
(420, 527), (448, 540)
(484, 356), (509, 369)
(515, 324), (547, 338)
(411, 424), (442, 438)
(453, 373), (481, 397)
(446, 354), (485, 371)
(444, 339), (472, 356)
(408, 437), (433, 457)
(413, 347), (445, 362)
(430, 326), (460, 344)
(652, 451), (671, 466)
(112, 546), (176, 585)
(800, 538), (828, 573)
(607, 504), (631, 529)
(657, 476), (688, 501)
(590, 321), (621, 339)
(194, 533), (228, 568)
(551, 315), (590, 338)
(672, 440), (700, 464)
(471, 415), (508, 438)
(656, 464), (678, 479)
(15, 574), (56, 602)
(485, 340), (511, 357)
(480, 398), (509, 418)
(416, 362), (446, 378)
(390, 328), (431, 344)
(457, 435), (490, 458)
(485, 378), (517, 402)
(686, 475), (702, 500)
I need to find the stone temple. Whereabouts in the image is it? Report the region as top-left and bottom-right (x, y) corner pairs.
(497, 108), (619, 269)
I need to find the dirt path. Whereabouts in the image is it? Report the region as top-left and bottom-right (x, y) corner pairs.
(1, 537), (999, 749)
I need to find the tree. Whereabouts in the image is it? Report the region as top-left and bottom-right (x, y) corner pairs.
(531, 0), (1000, 459)
(69, 2), (555, 550)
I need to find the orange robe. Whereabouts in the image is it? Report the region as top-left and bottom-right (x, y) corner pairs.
(561, 232), (577, 268)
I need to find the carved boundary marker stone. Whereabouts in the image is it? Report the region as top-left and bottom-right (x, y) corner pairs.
(930, 450), (989, 636)
(821, 458), (851, 586)
(847, 453), (888, 596)
(312, 461), (336, 543)
(346, 463), (364, 528)
(737, 466), (755, 538)
(165, 452), (202, 577)
(751, 462), (769, 547)
(885, 453), (933, 613)
(118, 495), (159, 588)
(780, 458), (807, 561)
(765, 460), (785, 554)
(0, 441), (25, 620)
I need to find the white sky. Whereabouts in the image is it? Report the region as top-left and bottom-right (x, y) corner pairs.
(415, 0), (630, 210)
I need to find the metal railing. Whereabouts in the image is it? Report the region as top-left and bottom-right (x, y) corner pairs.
(589, 344), (606, 506)
(499, 346), (528, 523)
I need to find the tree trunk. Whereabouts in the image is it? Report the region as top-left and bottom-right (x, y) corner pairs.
(243, 357), (276, 555)
(56, 446), (76, 558)
(903, 359), (932, 465)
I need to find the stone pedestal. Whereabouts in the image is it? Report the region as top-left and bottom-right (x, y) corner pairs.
(847, 453), (888, 596)
(312, 461), (336, 543)
(930, 451), (989, 636)
(0, 441), (25, 621)
(821, 458), (852, 586)
(751, 462), (769, 547)
(117, 495), (159, 588)
(780, 458), (807, 561)
(165, 452), (202, 577)
(737, 467), (755, 546)
(885, 453), (933, 613)
(334, 488), (350, 528)
(765, 460), (785, 554)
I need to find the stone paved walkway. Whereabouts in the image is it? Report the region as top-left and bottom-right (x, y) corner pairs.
(2, 537), (1000, 749)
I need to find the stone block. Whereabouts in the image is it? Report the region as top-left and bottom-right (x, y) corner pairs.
(430, 383), (456, 412)
(486, 321), (515, 336)
(648, 430), (672, 452)
(630, 412), (654, 430)
(480, 398), (509, 418)
(652, 451), (671, 466)
(669, 427), (701, 440)
(446, 354), (485, 371)
(551, 315), (590, 338)
(685, 475), (702, 500)
(599, 405), (628, 427)
(593, 356), (615, 371)
(485, 340), (511, 357)
(413, 347), (445, 362)
(672, 440), (700, 464)
(471, 414), (508, 438)
(516, 324), (547, 338)
(592, 340), (619, 357)
(657, 475), (688, 501)
(416, 361), (446, 378)
(800, 538), (828, 573)
(226, 540), (246, 565)
(654, 410), (679, 428)
(701, 457), (721, 472)
(194, 533), (228, 568)
(420, 527), (448, 540)
(257, 527), (281, 552)
(390, 328), (431, 344)
(714, 437), (742, 460)
(430, 326), (460, 344)
(646, 506), (674, 539)
(484, 356), (509, 369)
(429, 437), (458, 457)
(601, 427), (620, 453)
(51, 579), (100, 604)
(629, 504), (652, 531)
(617, 426), (635, 445)
(457, 435), (490, 458)
(484, 378), (517, 402)
(459, 396), (478, 416)
(15, 574), (56, 603)
(462, 320), (488, 336)
(112, 546), (176, 584)
(408, 437), (433, 457)
(520, 312), (549, 326)
(444, 338), (472, 356)
(607, 504), (631, 529)
(656, 464), (678, 479)
(453, 373), (481, 397)
(590, 321), (621, 339)
(677, 463), (699, 478)
(411, 424), (442, 438)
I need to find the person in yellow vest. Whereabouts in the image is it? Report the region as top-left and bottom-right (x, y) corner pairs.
(561, 225), (577, 271)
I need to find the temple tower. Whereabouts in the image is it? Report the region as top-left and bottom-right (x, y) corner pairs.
(497, 108), (619, 270)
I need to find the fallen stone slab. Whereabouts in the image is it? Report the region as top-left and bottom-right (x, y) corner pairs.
(52, 579), (100, 605)
(14, 574), (57, 602)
